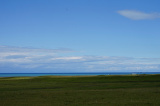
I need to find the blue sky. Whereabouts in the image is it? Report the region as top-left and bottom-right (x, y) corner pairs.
(0, 0), (160, 73)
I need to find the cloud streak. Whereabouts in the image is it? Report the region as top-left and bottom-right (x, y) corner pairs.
(117, 10), (160, 20)
(0, 46), (160, 73)
(0, 45), (74, 54)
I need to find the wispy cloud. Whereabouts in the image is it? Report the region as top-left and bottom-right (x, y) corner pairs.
(0, 45), (74, 54)
(0, 46), (160, 72)
(0, 45), (75, 63)
(117, 10), (160, 20)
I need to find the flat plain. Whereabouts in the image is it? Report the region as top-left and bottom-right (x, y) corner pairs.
(0, 74), (160, 106)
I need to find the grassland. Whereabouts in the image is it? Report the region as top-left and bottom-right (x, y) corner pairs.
(0, 74), (160, 106)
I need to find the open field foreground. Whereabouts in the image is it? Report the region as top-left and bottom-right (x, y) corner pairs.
(0, 74), (160, 106)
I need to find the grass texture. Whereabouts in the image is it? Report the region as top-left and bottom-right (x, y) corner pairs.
(0, 74), (160, 106)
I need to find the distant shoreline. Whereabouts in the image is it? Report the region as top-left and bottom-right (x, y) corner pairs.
(0, 72), (160, 77)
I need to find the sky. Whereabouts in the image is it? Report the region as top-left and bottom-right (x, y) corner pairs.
(0, 0), (160, 73)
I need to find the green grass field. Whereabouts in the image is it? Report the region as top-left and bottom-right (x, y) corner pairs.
(0, 74), (160, 106)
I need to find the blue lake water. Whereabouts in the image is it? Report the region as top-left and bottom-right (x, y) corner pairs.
(0, 72), (160, 77)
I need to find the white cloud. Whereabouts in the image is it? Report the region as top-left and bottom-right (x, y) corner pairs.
(0, 45), (74, 54)
(0, 46), (75, 64)
(52, 56), (83, 60)
(0, 45), (160, 72)
(117, 10), (160, 20)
